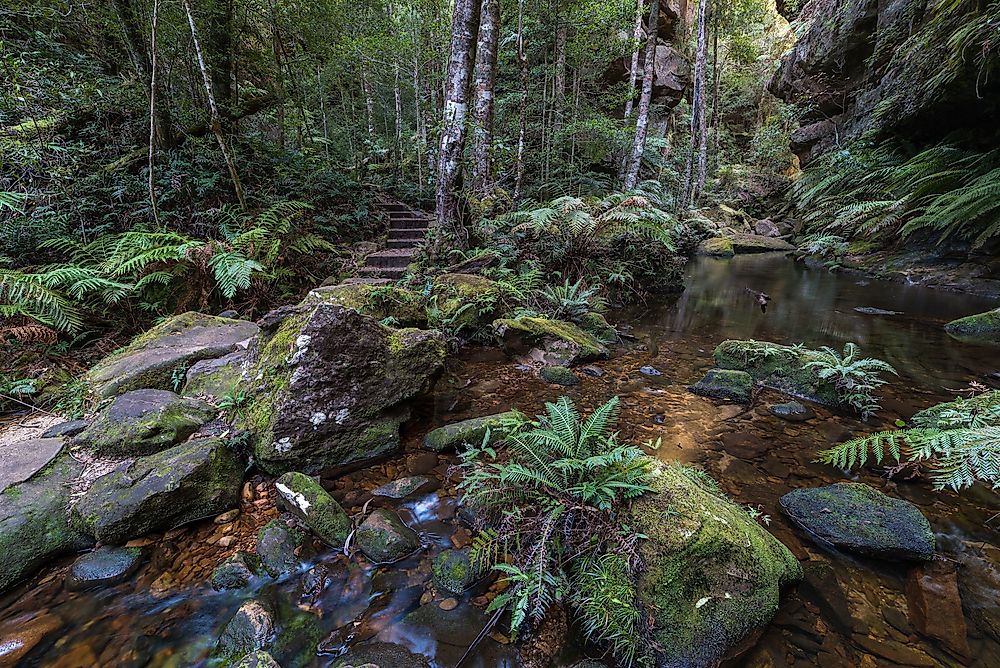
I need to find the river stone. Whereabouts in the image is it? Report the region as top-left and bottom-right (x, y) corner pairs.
(957, 542), (1000, 642)
(40, 419), (88, 438)
(779, 483), (935, 561)
(336, 641), (430, 668)
(74, 389), (216, 457)
(688, 368), (753, 403)
(238, 303), (446, 474)
(372, 475), (435, 499)
(432, 548), (477, 595)
(625, 463), (802, 667)
(697, 237), (735, 257)
(0, 437), (65, 493)
(217, 599), (276, 660)
(274, 472), (351, 546)
(73, 437), (245, 544)
(945, 307), (1000, 344)
(233, 650), (281, 668)
(256, 520), (306, 577)
(768, 401), (815, 421)
(492, 316), (610, 366)
(0, 612), (63, 665)
(398, 602), (517, 666)
(0, 453), (93, 592)
(356, 509), (419, 563)
(85, 311), (260, 398)
(212, 551), (262, 590)
(905, 562), (970, 660)
(423, 412), (519, 452)
(66, 545), (143, 591)
(727, 233), (795, 253)
(714, 340), (844, 407)
(182, 350), (247, 399)
(540, 366), (580, 386)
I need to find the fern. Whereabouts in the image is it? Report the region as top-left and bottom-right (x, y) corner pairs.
(802, 342), (897, 418)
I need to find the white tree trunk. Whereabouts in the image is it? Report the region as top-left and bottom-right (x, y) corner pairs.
(470, 0), (500, 194)
(623, 0), (660, 190)
(623, 0), (644, 119)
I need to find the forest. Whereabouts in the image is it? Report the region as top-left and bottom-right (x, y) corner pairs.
(1, 0), (999, 666)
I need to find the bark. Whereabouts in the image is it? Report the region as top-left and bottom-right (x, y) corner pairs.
(361, 67), (376, 141)
(111, 0), (173, 147)
(513, 0), (529, 202)
(434, 0), (480, 238)
(394, 60), (403, 165)
(623, 0), (661, 189)
(553, 22), (568, 135)
(623, 0), (644, 119)
(682, 0), (709, 206)
(205, 0), (235, 113)
(148, 0), (161, 226)
(470, 0), (500, 194)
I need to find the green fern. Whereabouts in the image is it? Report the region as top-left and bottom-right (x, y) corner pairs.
(802, 342), (897, 418)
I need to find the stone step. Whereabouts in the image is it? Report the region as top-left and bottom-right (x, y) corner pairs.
(387, 238), (422, 249)
(343, 277), (394, 286)
(388, 228), (428, 240)
(365, 249), (416, 269)
(358, 265), (407, 279)
(389, 218), (432, 229)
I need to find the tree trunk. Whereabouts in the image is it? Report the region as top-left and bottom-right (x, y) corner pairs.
(682, 0), (709, 207)
(361, 67), (376, 141)
(111, 0), (173, 147)
(623, 0), (644, 119)
(394, 60), (403, 167)
(710, 0), (721, 165)
(553, 21), (567, 135)
(148, 0), (161, 226)
(470, 0), (500, 195)
(513, 0), (528, 202)
(205, 0), (234, 114)
(623, 0), (660, 190)
(434, 0), (480, 239)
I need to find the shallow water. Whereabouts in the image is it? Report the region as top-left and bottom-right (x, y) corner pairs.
(4, 253), (1000, 667)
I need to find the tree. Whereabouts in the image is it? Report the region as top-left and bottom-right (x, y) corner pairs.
(682, 0), (709, 207)
(623, 0), (660, 189)
(470, 0), (500, 195)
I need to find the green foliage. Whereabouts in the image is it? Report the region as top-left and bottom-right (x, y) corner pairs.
(538, 279), (606, 323)
(801, 342), (897, 418)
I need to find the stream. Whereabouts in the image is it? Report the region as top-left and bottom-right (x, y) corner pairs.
(3, 252), (1000, 668)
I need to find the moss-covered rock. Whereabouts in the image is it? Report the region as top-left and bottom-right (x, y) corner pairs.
(780, 483), (935, 561)
(274, 472), (351, 547)
(356, 509), (419, 564)
(212, 551), (262, 590)
(256, 520), (307, 578)
(334, 641), (430, 668)
(727, 234), (795, 253)
(0, 453), (93, 592)
(944, 308), (1000, 344)
(302, 283), (427, 327)
(540, 366), (580, 386)
(182, 351), (247, 400)
(432, 548), (477, 595)
(687, 369), (752, 403)
(422, 412), (520, 452)
(713, 340), (843, 407)
(216, 600), (276, 661)
(697, 237), (735, 257)
(233, 650), (281, 668)
(73, 437), (245, 543)
(85, 312), (260, 399)
(576, 312), (618, 344)
(626, 463), (801, 667)
(0, 437), (65, 493)
(239, 303), (446, 474)
(74, 389), (216, 457)
(493, 317), (610, 366)
(431, 273), (501, 332)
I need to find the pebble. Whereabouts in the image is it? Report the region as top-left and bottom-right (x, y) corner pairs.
(215, 509), (240, 524)
(639, 366), (662, 376)
(439, 598), (458, 611)
(217, 536), (236, 548)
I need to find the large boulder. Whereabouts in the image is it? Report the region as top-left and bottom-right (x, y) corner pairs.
(713, 340), (843, 407)
(74, 389), (216, 457)
(626, 464), (801, 667)
(274, 472), (351, 546)
(1, 453), (93, 592)
(239, 303), (446, 474)
(780, 483), (935, 561)
(73, 437), (244, 543)
(493, 317), (610, 366)
(726, 234), (794, 253)
(85, 312), (259, 399)
(422, 411), (520, 452)
(696, 237), (735, 257)
(944, 308), (1000, 344)
(302, 282), (427, 327)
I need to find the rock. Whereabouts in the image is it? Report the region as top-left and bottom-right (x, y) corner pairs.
(779, 483), (935, 561)
(714, 340), (844, 407)
(423, 412), (519, 452)
(73, 437), (244, 544)
(768, 401), (815, 421)
(372, 475), (435, 499)
(697, 237), (735, 257)
(945, 308), (1000, 344)
(688, 368), (753, 403)
(182, 350), (246, 399)
(625, 463), (802, 668)
(432, 548), (478, 595)
(232, 650), (281, 668)
(256, 520), (306, 577)
(273, 471), (351, 546)
(720, 432), (771, 459)
(431, 273), (501, 332)
(405, 452), (439, 475)
(211, 551), (262, 590)
(302, 282), (427, 327)
(492, 317), (610, 366)
(0, 612), (62, 665)
(727, 234), (795, 253)
(957, 542), (1000, 642)
(540, 366), (580, 386)
(238, 303), (446, 474)
(84, 311), (259, 398)
(1, 453), (93, 592)
(577, 312), (617, 344)
(580, 365), (605, 377)
(40, 420), (88, 438)
(216, 600), (276, 660)
(640, 365), (663, 376)
(74, 389), (216, 457)
(854, 307), (902, 316)
(66, 546), (143, 591)
(754, 218), (780, 237)
(905, 562), (970, 660)
(336, 641), (430, 668)
(356, 509), (419, 564)
(0, 437), (65, 493)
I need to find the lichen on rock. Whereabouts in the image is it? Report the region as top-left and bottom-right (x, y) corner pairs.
(273, 472), (351, 546)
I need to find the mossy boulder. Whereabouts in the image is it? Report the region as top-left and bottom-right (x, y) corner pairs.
(432, 548), (477, 595)
(85, 312), (259, 399)
(540, 366), (580, 386)
(780, 483), (935, 561)
(239, 303), (446, 474)
(577, 312), (618, 344)
(687, 369), (753, 403)
(233, 650), (281, 668)
(727, 233), (795, 253)
(697, 237), (735, 257)
(713, 340), (843, 407)
(182, 351), (247, 399)
(493, 317), (610, 366)
(626, 463), (801, 667)
(66, 546), (144, 591)
(73, 437), (245, 544)
(356, 509), (419, 564)
(256, 520), (307, 578)
(0, 453), (94, 592)
(422, 412), (520, 452)
(212, 551), (262, 590)
(431, 273), (501, 332)
(216, 599), (276, 661)
(303, 283), (427, 327)
(334, 641), (430, 668)
(274, 472), (351, 547)
(945, 308), (1000, 344)
(74, 389), (216, 457)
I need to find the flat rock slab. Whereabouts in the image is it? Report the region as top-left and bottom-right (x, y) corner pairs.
(0, 437), (64, 493)
(41, 420), (88, 438)
(372, 475), (435, 499)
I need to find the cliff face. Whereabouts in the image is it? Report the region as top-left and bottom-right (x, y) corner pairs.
(770, 0), (999, 164)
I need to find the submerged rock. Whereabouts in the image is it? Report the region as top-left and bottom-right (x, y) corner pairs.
(212, 551), (262, 591)
(356, 509), (419, 563)
(66, 546), (143, 591)
(945, 307), (1000, 344)
(73, 437), (244, 544)
(0, 612), (63, 665)
(688, 368), (753, 403)
(540, 366), (580, 386)
(713, 340), (843, 407)
(768, 400), (815, 421)
(239, 303), (446, 474)
(256, 520), (307, 578)
(780, 483), (935, 561)
(626, 463), (801, 667)
(274, 472), (351, 546)
(371, 475), (435, 500)
(697, 237), (735, 257)
(422, 412), (519, 452)
(493, 316), (610, 366)
(336, 641), (430, 668)
(84, 311), (259, 398)
(216, 599), (276, 660)
(432, 548), (478, 595)
(854, 306), (902, 316)
(74, 389), (216, 457)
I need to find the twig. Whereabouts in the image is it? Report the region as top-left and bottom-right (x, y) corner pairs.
(454, 605), (506, 668)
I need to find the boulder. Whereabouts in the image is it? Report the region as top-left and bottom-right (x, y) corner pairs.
(85, 312), (259, 398)
(372, 475), (435, 500)
(432, 548), (478, 595)
(422, 412), (520, 452)
(356, 509), (419, 563)
(727, 234), (795, 253)
(493, 317), (610, 366)
(182, 350), (246, 399)
(688, 369), (753, 403)
(302, 282), (427, 327)
(336, 641), (430, 668)
(73, 437), (244, 544)
(431, 273), (501, 332)
(274, 472), (351, 546)
(768, 400), (815, 421)
(212, 551), (262, 590)
(779, 483), (935, 561)
(697, 237), (735, 257)
(754, 218), (781, 237)
(540, 366), (580, 386)
(74, 389), (216, 457)
(626, 463), (801, 667)
(239, 303), (446, 474)
(945, 308), (1000, 344)
(233, 651), (281, 668)
(216, 600), (276, 661)
(66, 546), (143, 591)
(256, 520), (307, 578)
(713, 340), (843, 407)
(0, 454), (93, 592)
(576, 312), (618, 344)
(0, 437), (65, 493)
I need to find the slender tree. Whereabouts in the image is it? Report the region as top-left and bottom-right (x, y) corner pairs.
(513, 0), (529, 202)
(470, 0), (500, 194)
(623, 0), (644, 119)
(553, 21), (568, 135)
(682, 0), (709, 206)
(623, 0), (660, 189)
(147, 0), (161, 226)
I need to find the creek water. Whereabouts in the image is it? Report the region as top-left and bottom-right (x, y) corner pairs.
(3, 252), (1000, 668)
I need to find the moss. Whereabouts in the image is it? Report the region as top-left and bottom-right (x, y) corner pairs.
(422, 412), (519, 452)
(493, 316), (609, 363)
(714, 340), (841, 407)
(304, 283), (427, 326)
(274, 472), (351, 546)
(576, 312), (617, 344)
(945, 308), (1000, 343)
(356, 509), (419, 563)
(687, 369), (752, 403)
(540, 366), (580, 386)
(698, 237), (735, 257)
(432, 549), (476, 595)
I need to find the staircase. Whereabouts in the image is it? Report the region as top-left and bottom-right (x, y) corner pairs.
(354, 200), (433, 283)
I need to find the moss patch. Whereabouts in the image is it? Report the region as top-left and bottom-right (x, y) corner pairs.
(432, 548), (476, 595)
(945, 308), (1000, 344)
(274, 472), (351, 546)
(303, 283), (427, 327)
(493, 316), (609, 365)
(714, 339), (842, 407)
(697, 237), (735, 257)
(422, 412), (519, 452)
